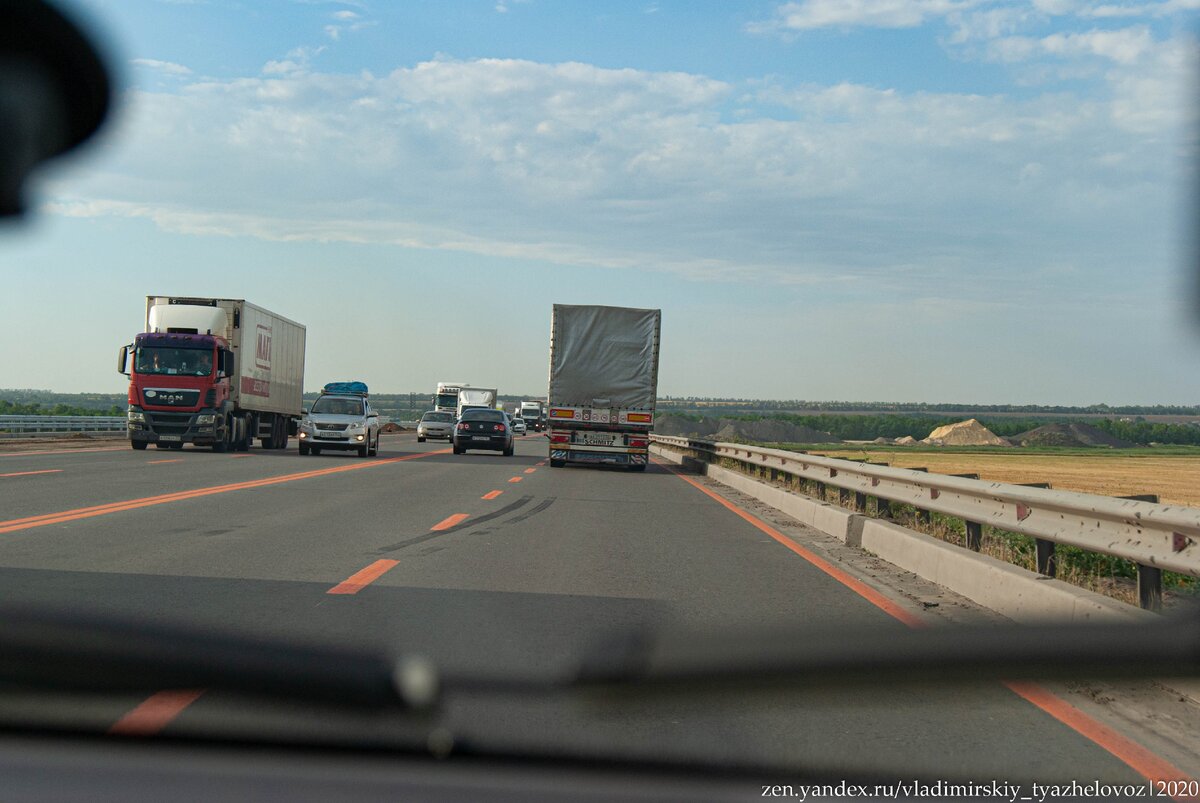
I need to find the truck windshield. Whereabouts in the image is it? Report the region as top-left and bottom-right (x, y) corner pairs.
(435, 393), (458, 408)
(311, 397), (364, 416)
(134, 346), (212, 377)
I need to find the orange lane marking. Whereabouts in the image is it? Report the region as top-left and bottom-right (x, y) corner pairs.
(536, 461), (546, 466)
(0, 469), (63, 478)
(482, 490), (503, 500)
(108, 689), (204, 736)
(431, 513), (469, 531)
(0, 449), (449, 535)
(523, 468), (536, 474)
(660, 459), (1197, 791)
(230, 454), (254, 459)
(508, 476), (523, 483)
(327, 559), (399, 595)
(147, 459), (182, 465)
(1004, 681), (1195, 796)
(662, 462), (922, 627)
(0, 446), (127, 459)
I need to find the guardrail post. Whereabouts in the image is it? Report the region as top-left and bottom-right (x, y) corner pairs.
(853, 491), (867, 512)
(965, 520), (982, 552)
(1035, 539), (1056, 577)
(838, 488), (852, 507)
(1137, 565), (1163, 612)
(874, 497), (892, 518)
(814, 481), (826, 500)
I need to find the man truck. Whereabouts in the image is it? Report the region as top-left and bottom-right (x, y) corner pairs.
(118, 296), (306, 452)
(546, 304), (661, 471)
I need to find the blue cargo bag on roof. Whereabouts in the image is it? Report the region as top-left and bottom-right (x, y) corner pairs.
(322, 381), (368, 396)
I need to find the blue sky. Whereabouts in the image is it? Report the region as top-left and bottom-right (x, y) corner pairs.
(1, 0), (1198, 402)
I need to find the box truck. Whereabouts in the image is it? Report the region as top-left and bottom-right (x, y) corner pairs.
(546, 304), (660, 471)
(434, 381), (467, 414)
(456, 387), (497, 417)
(519, 400), (545, 432)
(118, 296), (306, 452)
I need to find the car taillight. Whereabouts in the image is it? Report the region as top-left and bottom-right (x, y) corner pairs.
(550, 434), (569, 444)
(494, 424), (506, 432)
(457, 422), (469, 431)
(629, 438), (648, 448)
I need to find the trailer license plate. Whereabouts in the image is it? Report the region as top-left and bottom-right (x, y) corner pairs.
(582, 434), (614, 446)
(159, 435), (181, 442)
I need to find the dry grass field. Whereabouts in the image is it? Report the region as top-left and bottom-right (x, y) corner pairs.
(810, 449), (1200, 507)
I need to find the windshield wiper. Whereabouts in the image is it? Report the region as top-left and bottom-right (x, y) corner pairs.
(0, 605), (436, 710)
(568, 616), (1200, 695)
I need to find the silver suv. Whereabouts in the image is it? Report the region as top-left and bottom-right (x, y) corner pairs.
(299, 394), (380, 457)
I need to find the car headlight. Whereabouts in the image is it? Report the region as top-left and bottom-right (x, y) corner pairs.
(196, 414), (215, 424)
(127, 411), (145, 422)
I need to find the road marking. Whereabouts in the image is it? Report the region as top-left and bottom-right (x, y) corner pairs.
(508, 477), (523, 483)
(230, 454), (254, 459)
(327, 559), (399, 595)
(660, 459), (1196, 791)
(1003, 681), (1193, 796)
(482, 490), (503, 500)
(0, 469), (63, 478)
(523, 468), (536, 474)
(0, 445), (127, 458)
(432, 513), (469, 531)
(109, 689), (204, 736)
(147, 459), (182, 464)
(0, 449), (449, 535)
(535, 461), (546, 466)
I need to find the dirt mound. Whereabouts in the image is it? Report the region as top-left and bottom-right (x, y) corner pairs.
(894, 435), (918, 445)
(1013, 422), (1133, 448)
(922, 419), (1011, 447)
(656, 414), (839, 444)
(380, 422), (406, 433)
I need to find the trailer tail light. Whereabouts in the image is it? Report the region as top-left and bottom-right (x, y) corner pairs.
(549, 433), (569, 444)
(629, 438), (648, 448)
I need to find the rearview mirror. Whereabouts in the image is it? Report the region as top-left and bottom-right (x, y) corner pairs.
(116, 345), (130, 376)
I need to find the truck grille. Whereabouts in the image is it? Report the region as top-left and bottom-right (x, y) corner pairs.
(146, 411), (193, 436)
(143, 388), (200, 407)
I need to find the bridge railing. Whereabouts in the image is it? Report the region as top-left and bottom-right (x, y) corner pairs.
(0, 415), (127, 438)
(650, 435), (1199, 611)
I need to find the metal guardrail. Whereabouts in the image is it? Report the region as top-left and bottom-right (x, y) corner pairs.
(651, 435), (1199, 611)
(0, 415), (127, 438)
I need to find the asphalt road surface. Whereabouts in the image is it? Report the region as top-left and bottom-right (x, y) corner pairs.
(0, 432), (1188, 787)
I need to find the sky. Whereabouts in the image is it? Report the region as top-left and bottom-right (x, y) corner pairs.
(1, 0), (1198, 403)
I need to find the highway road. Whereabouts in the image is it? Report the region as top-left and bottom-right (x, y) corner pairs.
(0, 432), (1192, 788)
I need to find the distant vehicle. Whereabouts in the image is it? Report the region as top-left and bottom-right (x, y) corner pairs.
(118, 296), (306, 452)
(298, 382), (380, 457)
(456, 387), (498, 418)
(417, 410), (455, 442)
(519, 400), (545, 432)
(452, 408), (514, 456)
(510, 416), (527, 435)
(546, 304), (660, 471)
(434, 381), (467, 414)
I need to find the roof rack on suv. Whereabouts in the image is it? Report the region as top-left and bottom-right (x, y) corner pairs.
(321, 381), (369, 397)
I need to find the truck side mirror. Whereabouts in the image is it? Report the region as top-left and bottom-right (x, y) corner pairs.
(117, 345), (130, 376)
(219, 349), (234, 377)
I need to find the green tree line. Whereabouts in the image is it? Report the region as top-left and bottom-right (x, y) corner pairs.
(0, 399), (124, 417)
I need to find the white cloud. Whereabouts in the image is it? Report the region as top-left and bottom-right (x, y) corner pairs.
(749, 0), (979, 33)
(49, 56), (1190, 290)
(130, 58), (192, 76)
(331, 10), (359, 20)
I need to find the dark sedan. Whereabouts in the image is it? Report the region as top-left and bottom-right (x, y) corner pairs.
(452, 409), (514, 456)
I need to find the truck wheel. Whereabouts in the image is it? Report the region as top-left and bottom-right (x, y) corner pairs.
(131, 441), (147, 451)
(629, 464), (646, 472)
(550, 458), (564, 468)
(299, 442), (309, 456)
(213, 418), (230, 452)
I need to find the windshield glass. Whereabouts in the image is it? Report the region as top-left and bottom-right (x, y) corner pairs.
(3, 0), (1199, 792)
(134, 346), (212, 376)
(310, 397), (364, 416)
